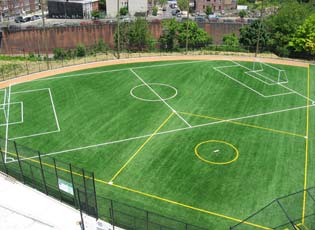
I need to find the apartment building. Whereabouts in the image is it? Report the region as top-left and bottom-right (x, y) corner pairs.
(195, 0), (237, 13)
(106, 0), (147, 17)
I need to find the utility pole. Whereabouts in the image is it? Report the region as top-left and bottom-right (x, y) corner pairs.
(40, 0), (49, 69)
(255, 0), (264, 57)
(116, 0), (120, 59)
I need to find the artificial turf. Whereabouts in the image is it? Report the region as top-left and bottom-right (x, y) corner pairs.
(1, 60), (314, 229)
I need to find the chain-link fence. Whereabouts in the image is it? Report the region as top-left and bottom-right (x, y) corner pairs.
(0, 137), (207, 229)
(0, 44), (278, 82)
(230, 188), (315, 230)
(0, 137), (98, 218)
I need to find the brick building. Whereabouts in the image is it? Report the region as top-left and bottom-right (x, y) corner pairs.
(195, 0), (237, 13)
(0, 0), (40, 20)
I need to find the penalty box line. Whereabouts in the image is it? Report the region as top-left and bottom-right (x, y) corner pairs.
(8, 88), (61, 140)
(129, 68), (191, 128)
(8, 104), (315, 164)
(6, 150), (271, 230)
(233, 61), (315, 104)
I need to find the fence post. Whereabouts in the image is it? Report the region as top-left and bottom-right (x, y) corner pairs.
(91, 172), (98, 219)
(0, 148), (8, 174)
(14, 141), (25, 184)
(69, 164), (77, 207)
(38, 151), (48, 195)
(53, 158), (62, 201)
(82, 169), (89, 213)
(77, 189), (86, 230)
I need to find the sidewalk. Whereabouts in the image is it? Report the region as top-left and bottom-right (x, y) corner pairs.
(0, 172), (117, 230)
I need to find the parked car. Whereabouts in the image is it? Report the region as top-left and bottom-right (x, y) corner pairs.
(31, 15), (41, 21)
(171, 9), (180, 16)
(195, 16), (206, 23)
(14, 16), (23, 23)
(21, 17), (31, 23)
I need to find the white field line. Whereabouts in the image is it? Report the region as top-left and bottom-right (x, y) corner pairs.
(4, 85), (12, 163)
(253, 71), (288, 84)
(0, 102), (24, 126)
(8, 104), (314, 163)
(245, 71), (277, 85)
(214, 65), (294, 98)
(11, 88), (50, 95)
(8, 88), (61, 140)
(130, 68), (192, 128)
(34, 60), (211, 82)
(233, 61), (315, 103)
(48, 88), (60, 131)
(10, 130), (60, 141)
(214, 67), (266, 97)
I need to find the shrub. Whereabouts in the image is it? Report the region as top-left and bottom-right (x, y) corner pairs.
(76, 44), (86, 57)
(53, 48), (66, 60)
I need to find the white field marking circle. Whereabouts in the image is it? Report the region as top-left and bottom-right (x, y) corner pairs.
(130, 83), (178, 102)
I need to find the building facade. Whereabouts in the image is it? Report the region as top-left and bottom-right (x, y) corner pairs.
(106, 0), (147, 17)
(47, 0), (98, 19)
(0, 0), (40, 21)
(195, 0), (237, 13)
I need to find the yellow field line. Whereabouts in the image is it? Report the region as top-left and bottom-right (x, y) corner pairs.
(109, 112), (174, 182)
(302, 65), (310, 224)
(179, 111), (305, 138)
(7, 149), (271, 229)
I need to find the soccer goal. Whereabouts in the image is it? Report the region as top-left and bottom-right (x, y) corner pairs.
(251, 60), (289, 85)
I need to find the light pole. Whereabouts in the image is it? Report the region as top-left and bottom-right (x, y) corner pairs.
(116, 0), (120, 59)
(255, 0), (264, 57)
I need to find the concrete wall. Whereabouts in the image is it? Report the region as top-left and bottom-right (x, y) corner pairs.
(0, 22), (244, 54)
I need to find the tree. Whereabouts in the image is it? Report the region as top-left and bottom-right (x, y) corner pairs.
(177, 0), (189, 11)
(239, 20), (270, 51)
(265, 1), (313, 56)
(114, 18), (154, 51)
(159, 19), (180, 50)
(91, 10), (100, 19)
(239, 10), (247, 18)
(223, 33), (239, 47)
(159, 0), (167, 7)
(99, 0), (106, 11)
(289, 14), (315, 57)
(205, 5), (212, 15)
(152, 6), (158, 16)
(120, 6), (128, 16)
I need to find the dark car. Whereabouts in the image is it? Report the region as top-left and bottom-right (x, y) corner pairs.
(14, 16), (23, 23)
(195, 16), (206, 23)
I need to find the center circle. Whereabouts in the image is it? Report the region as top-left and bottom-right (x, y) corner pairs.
(130, 83), (178, 102)
(194, 140), (239, 165)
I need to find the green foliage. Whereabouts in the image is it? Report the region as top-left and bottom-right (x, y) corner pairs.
(76, 44), (86, 57)
(223, 33), (239, 47)
(205, 5), (212, 15)
(99, 0), (106, 11)
(239, 10), (247, 18)
(177, 21), (212, 48)
(91, 10), (100, 19)
(159, 0), (167, 6)
(96, 39), (109, 53)
(53, 48), (66, 60)
(240, 20), (270, 51)
(265, 1), (314, 57)
(289, 14), (315, 57)
(115, 18), (155, 51)
(159, 19), (212, 50)
(177, 0), (189, 11)
(152, 6), (158, 16)
(120, 6), (128, 16)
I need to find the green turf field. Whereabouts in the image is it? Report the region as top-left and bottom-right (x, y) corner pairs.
(1, 60), (315, 229)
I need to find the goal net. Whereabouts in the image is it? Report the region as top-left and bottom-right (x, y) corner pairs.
(251, 60), (288, 85)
